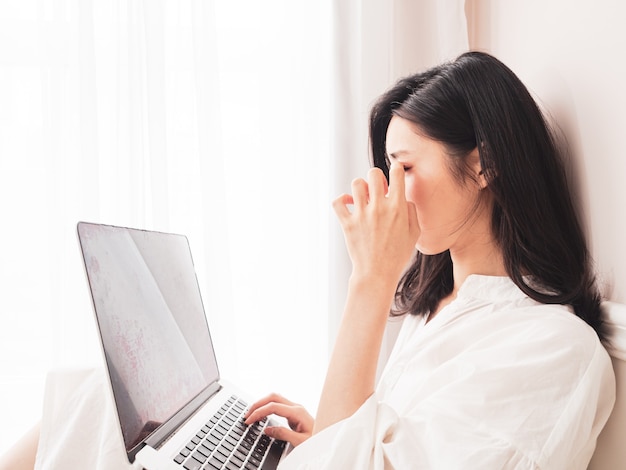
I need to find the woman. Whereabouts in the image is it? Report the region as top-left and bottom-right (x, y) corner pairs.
(1, 51), (615, 470)
(243, 51), (615, 468)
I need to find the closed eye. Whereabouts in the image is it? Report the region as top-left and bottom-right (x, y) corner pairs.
(385, 153), (411, 172)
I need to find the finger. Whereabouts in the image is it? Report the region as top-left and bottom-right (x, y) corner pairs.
(381, 168), (389, 195)
(244, 393), (294, 420)
(387, 161), (406, 202)
(407, 201), (420, 238)
(244, 402), (303, 425)
(264, 426), (309, 447)
(332, 194), (354, 220)
(351, 177), (369, 209)
(367, 167), (388, 201)
(244, 394), (293, 421)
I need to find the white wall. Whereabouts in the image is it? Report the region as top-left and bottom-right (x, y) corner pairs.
(466, 0), (626, 302)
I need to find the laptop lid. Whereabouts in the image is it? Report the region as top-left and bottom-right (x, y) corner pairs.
(77, 222), (221, 462)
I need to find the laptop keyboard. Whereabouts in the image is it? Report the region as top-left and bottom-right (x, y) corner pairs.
(173, 394), (286, 470)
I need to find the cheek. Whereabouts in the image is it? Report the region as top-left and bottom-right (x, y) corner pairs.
(404, 174), (465, 228)
(404, 175), (429, 207)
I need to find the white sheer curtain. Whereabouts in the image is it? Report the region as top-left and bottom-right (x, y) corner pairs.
(0, 0), (331, 453)
(0, 0), (468, 456)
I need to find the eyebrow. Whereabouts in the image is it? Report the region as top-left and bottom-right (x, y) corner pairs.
(387, 151), (411, 160)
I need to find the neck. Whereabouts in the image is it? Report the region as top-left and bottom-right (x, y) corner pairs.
(430, 196), (507, 318)
(451, 242), (506, 292)
(450, 196), (507, 294)
(430, 240), (505, 320)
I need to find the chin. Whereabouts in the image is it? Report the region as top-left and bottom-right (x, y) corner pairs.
(415, 240), (449, 256)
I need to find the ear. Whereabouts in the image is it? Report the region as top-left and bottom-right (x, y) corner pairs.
(468, 147), (487, 189)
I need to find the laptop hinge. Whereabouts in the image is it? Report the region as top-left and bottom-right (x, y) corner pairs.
(129, 381), (222, 462)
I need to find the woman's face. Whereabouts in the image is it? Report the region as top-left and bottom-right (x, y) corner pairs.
(385, 115), (489, 255)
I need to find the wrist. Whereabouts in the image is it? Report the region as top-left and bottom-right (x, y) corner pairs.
(345, 272), (398, 320)
(348, 270), (399, 296)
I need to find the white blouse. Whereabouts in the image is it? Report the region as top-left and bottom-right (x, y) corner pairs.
(280, 275), (616, 470)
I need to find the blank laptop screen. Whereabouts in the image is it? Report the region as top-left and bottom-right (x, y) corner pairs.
(78, 223), (220, 452)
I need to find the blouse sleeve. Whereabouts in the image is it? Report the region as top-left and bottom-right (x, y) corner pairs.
(278, 316), (615, 470)
(278, 394), (536, 470)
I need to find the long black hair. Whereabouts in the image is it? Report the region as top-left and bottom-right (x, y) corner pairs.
(370, 51), (605, 339)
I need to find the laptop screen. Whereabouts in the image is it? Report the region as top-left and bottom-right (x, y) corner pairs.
(77, 222), (220, 452)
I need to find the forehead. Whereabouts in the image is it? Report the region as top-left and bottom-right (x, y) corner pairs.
(385, 116), (442, 156)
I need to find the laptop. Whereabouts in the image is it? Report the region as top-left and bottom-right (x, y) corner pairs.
(77, 222), (290, 470)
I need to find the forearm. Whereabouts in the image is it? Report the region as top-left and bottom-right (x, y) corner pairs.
(313, 274), (396, 434)
(315, 162), (419, 434)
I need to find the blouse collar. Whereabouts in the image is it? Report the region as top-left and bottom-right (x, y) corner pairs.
(456, 274), (530, 303)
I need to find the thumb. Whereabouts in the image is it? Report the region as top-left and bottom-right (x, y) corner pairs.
(265, 426), (308, 447)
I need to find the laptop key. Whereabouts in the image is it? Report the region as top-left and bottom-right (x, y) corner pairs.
(248, 455), (262, 468)
(182, 459), (202, 470)
(196, 443), (212, 458)
(206, 456), (223, 469)
(213, 449), (227, 464)
(191, 450), (207, 464)
(230, 454), (245, 466)
(201, 440), (216, 453)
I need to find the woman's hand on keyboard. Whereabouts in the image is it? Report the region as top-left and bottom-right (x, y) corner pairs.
(243, 393), (314, 447)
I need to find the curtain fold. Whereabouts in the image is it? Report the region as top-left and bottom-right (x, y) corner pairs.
(0, 0), (332, 453)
